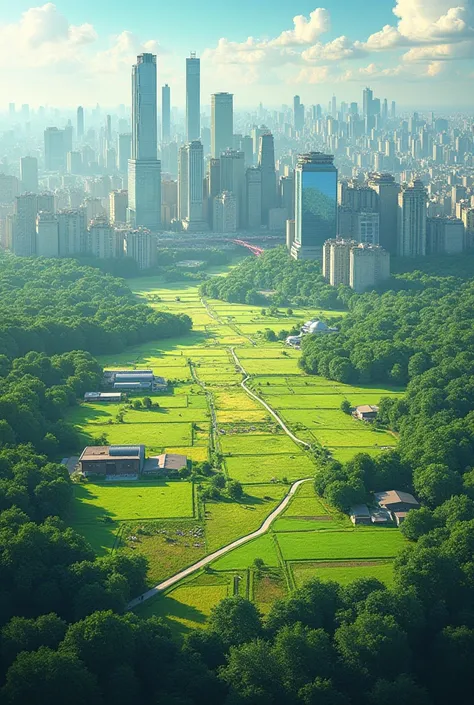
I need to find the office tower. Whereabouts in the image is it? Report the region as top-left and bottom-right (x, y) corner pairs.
(350, 244), (390, 293)
(58, 209), (87, 255)
(213, 192), (237, 233)
(106, 148), (116, 172)
(177, 140), (206, 230)
(84, 197), (105, 224)
(161, 180), (178, 226)
(356, 212), (380, 245)
(20, 157), (38, 193)
(44, 127), (66, 171)
(368, 173), (400, 255)
(391, 101), (396, 118)
(207, 158), (221, 228)
(362, 87), (373, 118)
(162, 84), (171, 142)
(280, 175), (295, 220)
(246, 167), (262, 229)
(36, 212), (59, 257)
(331, 95), (337, 117)
(186, 53), (200, 142)
(382, 98), (388, 121)
(118, 133), (132, 174)
(106, 114), (112, 144)
(398, 180), (428, 257)
(89, 216), (123, 258)
(286, 220), (296, 250)
(37, 192), (55, 213)
(258, 132), (276, 225)
(128, 53), (161, 230)
(124, 229), (158, 269)
(110, 190), (129, 224)
(290, 152), (338, 261)
(240, 136), (253, 167)
(77, 106), (84, 140)
(293, 96), (304, 132)
(0, 175), (20, 204)
(67, 151), (82, 174)
(10, 193), (37, 255)
(426, 216), (464, 255)
(461, 208), (474, 248)
(211, 93), (233, 158)
(220, 150), (245, 228)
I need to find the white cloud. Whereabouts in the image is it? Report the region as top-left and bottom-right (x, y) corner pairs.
(295, 65), (332, 83)
(270, 9), (330, 46)
(302, 36), (366, 62)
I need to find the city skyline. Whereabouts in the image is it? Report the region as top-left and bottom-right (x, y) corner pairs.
(1, 1), (474, 108)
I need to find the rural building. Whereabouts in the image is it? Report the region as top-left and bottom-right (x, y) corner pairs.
(286, 335), (302, 348)
(301, 319), (338, 334)
(354, 405), (379, 421)
(350, 504), (371, 525)
(370, 508), (392, 524)
(104, 369), (167, 392)
(143, 453), (188, 474)
(374, 490), (420, 514)
(79, 445), (145, 477)
(84, 392), (123, 402)
(393, 511), (409, 527)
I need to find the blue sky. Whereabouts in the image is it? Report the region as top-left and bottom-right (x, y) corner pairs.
(0, 1), (473, 108)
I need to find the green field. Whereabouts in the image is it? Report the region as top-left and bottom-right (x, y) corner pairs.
(67, 269), (407, 622)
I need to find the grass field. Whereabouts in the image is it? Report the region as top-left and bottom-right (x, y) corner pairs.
(68, 268), (407, 621)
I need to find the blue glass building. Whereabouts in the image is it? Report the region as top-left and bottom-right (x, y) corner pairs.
(291, 152), (338, 260)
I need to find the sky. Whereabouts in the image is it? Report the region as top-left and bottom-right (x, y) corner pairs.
(1, 0), (474, 109)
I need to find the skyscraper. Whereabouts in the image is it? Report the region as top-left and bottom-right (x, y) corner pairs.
(20, 156), (38, 193)
(118, 133), (132, 174)
(246, 167), (262, 229)
(128, 53), (161, 230)
(368, 173), (400, 254)
(162, 84), (171, 143)
(124, 229), (158, 269)
(290, 152), (338, 261)
(178, 141), (206, 230)
(211, 93), (233, 158)
(36, 212), (59, 257)
(220, 150), (245, 228)
(398, 180), (428, 257)
(186, 53), (200, 142)
(293, 96), (304, 132)
(258, 132), (276, 225)
(44, 127), (66, 171)
(363, 87), (373, 118)
(77, 106), (84, 140)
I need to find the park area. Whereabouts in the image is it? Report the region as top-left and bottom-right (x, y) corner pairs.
(66, 267), (408, 633)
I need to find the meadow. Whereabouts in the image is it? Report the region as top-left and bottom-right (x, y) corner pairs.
(65, 268), (407, 629)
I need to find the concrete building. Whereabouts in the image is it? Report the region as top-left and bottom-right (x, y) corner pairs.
(291, 152), (338, 261)
(280, 175), (294, 221)
(178, 141), (206, 230)
(37, 192), (55, 213)
(36, 212), (59, 257)
(124, 229), (158, 269)
(211, 92), (233, 158)
(398, 180), (428, 257)
(269, 207), (288, 232)
(286, 219), (295, 250)
(350, 243), (390, 293)
(89, 216), (123, 259)
(293, 95), (304, 132)
(258, 132), (277, 225)
(213, 191), (237, 233)
(461, 208), (474, 249)
(118, 133), (132, 174)
(368, 173), (400, 255)
(246, 167), (262, 229)
(161, 84), (171, 143)
(77, 106), (84, 140)
(356, 212), (380, 245)
(67, 151), (82, 175)
(20, 156), (38, 193)
(326, 239), (354, 286)
(220, 150), (245, 228)
(186, 53), (200, 142)
(128, 53), (161, 230)
(57, 209), (87, 256)
(44, 127), (66, 171)
(0, 174), (20, 204)
(79, 445), (145, 477)
(426, 216), (464, 255)
(10, 193), (37, 256)
(110, 190), (128, 225)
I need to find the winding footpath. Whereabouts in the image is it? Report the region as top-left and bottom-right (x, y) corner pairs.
(127, 344), (313, 610)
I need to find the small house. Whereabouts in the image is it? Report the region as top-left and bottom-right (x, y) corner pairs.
(354, 405), (379, 421)
(350, 504), (371, 525)
(374, 490), (420, 513)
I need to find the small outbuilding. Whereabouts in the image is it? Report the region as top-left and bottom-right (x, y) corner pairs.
(354, 405), (379, 421)
(350, 504), (371, 525)
(84, 392), (123, 402)
(142, 453), (188, 474)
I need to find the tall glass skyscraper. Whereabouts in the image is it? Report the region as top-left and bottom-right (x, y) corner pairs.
(291, 152), (338, 261)
(162, 84), (171, 143)
(211, 93), (233, 159)
(128, 53), (161, 230)
(186, 53), (200, 142)
(258, 132), (276, 225)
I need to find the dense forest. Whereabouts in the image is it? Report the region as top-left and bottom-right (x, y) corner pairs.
(199, 247), (345, 309)
(0, 254), (192, 358)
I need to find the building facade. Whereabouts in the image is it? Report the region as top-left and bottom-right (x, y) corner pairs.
(398, 180), (428, 257)
(186, 54), (200, 142)
(213, 191), (237, 233)
(124, 229), (158, 269)
(211, 93), (233, 159)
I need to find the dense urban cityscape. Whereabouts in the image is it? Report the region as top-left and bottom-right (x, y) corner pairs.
(2, 1), (474, 704)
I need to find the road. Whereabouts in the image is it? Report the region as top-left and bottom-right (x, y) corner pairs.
(127, 476), (311, 609)
(127, 346), (313, 610)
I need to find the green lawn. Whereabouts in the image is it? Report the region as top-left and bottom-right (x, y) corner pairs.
(291, 560), (395, 588)
(70, 481), (195, 522)
(225, 453), (315, 484)
(88, 421), (193, 449)
(220, 434), (299, 455)
(277, 529), (406, 561)
(212, 534), (280, 570)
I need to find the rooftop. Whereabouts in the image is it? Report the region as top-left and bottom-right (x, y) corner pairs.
(79, 445), (145, 462)
(374, 490), (419, 507)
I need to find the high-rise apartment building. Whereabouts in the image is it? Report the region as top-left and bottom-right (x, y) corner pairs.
(367, 173), (400, 254)
(186, 54), (200, 142)
(356, 212), (380, 245)
(213, 192), (237, 233)
(20, 156), (38, 193)
(461, 208), (474, 249)
(293, 96), (304, 132)
(77, 106), (84, 140)
(363, 87), (373, 117)
(124, 229), (158, 269)
(162, 84), (171, 143)
(128, 53), (161, 230)
(67, 151), (82, 175)
(246, 167), (262, 230)
(323, 239), (390, 292)
(37, 192), (55, 213)
(0, 175), (19, 204)
(220, 150), (245, 229)
(110, 190), (129, 224)
(44, 127), (66, 171)
(89, 217), (123, 258)
(426, 216), (464, 255)
(177, 141), (206, 230)
(258, 133), (276, 225)
(398, 180), (428, 257)
(57, 209), (87, 256)
(10, 193), (37, 256)
(211, 93), (233, 158)
(36, 212), (59, 257)
(291, 152), (338, 261)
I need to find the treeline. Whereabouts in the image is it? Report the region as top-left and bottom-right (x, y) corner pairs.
(0, 254), (192, 358)
(200, 247), (346, 309)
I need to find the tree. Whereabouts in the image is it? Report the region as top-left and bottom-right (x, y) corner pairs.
(299, 678), (350, 705)
(210, 474), (226, 490)
(340, 399), (352, 415)
(131, 399), (142, 410)
(369, 675), (431, 705)
(413, 464), (463, 508)
(263, 329), (277, 342)
(401, 507), (438, 541)
(328, 357), (354, 384)
(142, 397), (152, 409)
(219, 639), (283, 703)
(208, 597), (262, 648)
(2, 647), (101, 705)
(226, 480), (244, 500)
(272, 624), (335, 691)
(184, 629), (226, 671)
(1, 613), (67, 667)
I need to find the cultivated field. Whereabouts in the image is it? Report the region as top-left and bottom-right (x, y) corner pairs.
(66, 266), (406, 629)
